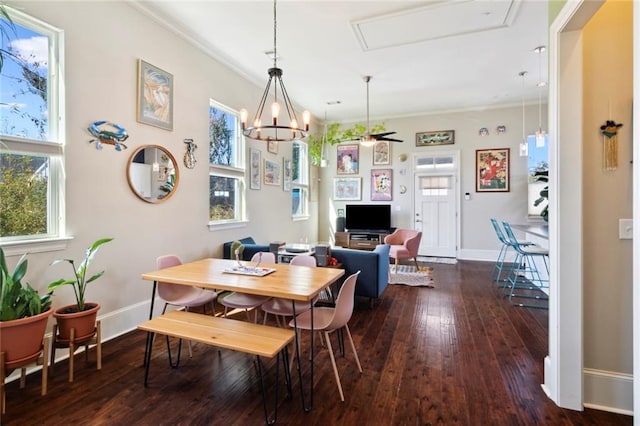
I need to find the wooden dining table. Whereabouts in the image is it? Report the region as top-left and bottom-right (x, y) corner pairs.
(141, 257), (345, 411)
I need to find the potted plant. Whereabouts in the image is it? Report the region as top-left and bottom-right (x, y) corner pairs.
(47, 238), (113, 342)
(533, 170), (549, 222)
(307, 122), (386, 166)
(0, 247), (53, 370)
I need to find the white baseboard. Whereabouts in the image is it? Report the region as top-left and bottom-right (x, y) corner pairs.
(583, 368), (633, 415)
(458, 248), (517, 263)
(541, 355), (552, 398)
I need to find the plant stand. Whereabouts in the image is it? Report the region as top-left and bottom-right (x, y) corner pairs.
(49, 320), (101, 383)
(1, 336), (50, 415)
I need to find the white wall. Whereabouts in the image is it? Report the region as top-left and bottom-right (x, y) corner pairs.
(317, 104), (547, 261)
(5, 1), (317, 340)
(582, 0), (633, 378)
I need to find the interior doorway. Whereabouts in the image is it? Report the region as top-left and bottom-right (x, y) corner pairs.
(412, 151), (459, 258)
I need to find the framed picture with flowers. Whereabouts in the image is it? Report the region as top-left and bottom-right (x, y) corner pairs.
(371, 168), (392, 201)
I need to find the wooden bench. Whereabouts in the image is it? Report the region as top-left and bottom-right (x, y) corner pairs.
(138, 310), (294, 425)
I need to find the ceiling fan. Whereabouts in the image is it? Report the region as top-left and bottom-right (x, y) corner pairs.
(343, 76), (403, 146)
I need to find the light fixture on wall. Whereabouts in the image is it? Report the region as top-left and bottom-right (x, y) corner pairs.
(534, 45), (547, 147)
(519, 70), (528, 157)
(239, 0), (310, 142)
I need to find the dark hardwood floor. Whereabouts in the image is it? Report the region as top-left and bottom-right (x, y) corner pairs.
(2, 260), (633, 425)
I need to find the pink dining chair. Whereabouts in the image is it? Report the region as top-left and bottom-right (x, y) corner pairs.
(220, 252), (274, 322)
(261, 255), (316, 326)
(289, 271), (362, 402)
(156, 255), (219, 314)
(156, 255), (220, 362)
(384, 229), (422, 273)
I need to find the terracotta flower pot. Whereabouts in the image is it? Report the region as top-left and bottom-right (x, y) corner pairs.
(53, 303), (100, 343)
(0, 308), (53, 370)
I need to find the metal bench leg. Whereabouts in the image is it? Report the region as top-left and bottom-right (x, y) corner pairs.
(143, 332), (155, 387)
(166, 336), (183, 368)
(256, 354), (279, 425)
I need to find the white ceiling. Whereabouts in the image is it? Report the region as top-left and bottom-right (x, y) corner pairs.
(133, 0), (549, 124)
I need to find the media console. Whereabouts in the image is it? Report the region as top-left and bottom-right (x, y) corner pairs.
(335, 231), (389, 251)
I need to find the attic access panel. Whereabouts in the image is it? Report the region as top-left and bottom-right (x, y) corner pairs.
(351, 0), (521, 51)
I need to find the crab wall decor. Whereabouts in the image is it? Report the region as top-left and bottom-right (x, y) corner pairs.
(88, 121), (129, 151)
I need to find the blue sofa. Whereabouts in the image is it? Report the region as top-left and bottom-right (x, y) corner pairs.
(222, 238), (390, 301)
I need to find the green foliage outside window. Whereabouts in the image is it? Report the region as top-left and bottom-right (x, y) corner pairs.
(0, 154), (48, 237)
(209, 107), (233, 166)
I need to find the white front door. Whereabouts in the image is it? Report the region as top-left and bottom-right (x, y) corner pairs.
(414, 173), (457, 258)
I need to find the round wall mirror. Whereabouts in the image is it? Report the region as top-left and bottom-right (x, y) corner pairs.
(127, 145), (179, 203)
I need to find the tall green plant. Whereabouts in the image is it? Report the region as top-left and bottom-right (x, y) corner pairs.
(533, 171), (549, 222)
(47, 238), (113, 312)
(0, 247), (52, 321)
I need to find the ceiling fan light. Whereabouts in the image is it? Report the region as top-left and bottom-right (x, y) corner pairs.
(361, 136), (376, 147)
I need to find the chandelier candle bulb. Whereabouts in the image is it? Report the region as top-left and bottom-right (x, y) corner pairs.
(271, 102), (280, 125)
(303, 111), (311, 131)
(240, 109), (248, 130)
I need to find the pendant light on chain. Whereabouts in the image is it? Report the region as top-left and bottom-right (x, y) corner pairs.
(534, 45), (546, 147)
(240, 0), (310, 142)
(519, 71), (528, 157)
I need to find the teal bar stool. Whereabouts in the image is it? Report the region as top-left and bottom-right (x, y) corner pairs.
(501, 221), (549, 309)
(489, 218), (533, 285)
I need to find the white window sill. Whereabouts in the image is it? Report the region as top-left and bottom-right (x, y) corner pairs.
(208, 220), (249, 231)
(0, 236), (74, 256)
(292, 215), (310, 222)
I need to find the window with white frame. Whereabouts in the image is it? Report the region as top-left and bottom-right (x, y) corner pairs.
(0, 8), (65, 242)
(291, 141), (308, 218)
(209, 99), (245, 224)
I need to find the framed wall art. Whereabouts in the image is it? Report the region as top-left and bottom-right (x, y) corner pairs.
(373, 141), (391, 165)
(264, 159), (281, 186)
(250, 148), (261, 190)
(336, 144), (359, 175)
(416, 130), (454, 147)
(371, 168), (392, 201)
(268, 140), (278, 154)
(333, 177), (361, 201)
(137, 59), (174, 131)
(283, 158), (292, 191)
(476, 148), (510, 192)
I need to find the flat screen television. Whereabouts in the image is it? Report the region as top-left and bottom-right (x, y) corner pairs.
(345, 204), (391, 232)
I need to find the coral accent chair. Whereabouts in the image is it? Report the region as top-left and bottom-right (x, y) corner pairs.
(384, 229), (422, 273)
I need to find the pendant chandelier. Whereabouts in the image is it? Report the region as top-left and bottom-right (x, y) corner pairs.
(534, 45), (546, 147)
(240, 0), (310, 142)
(519, 70), (528, 157)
